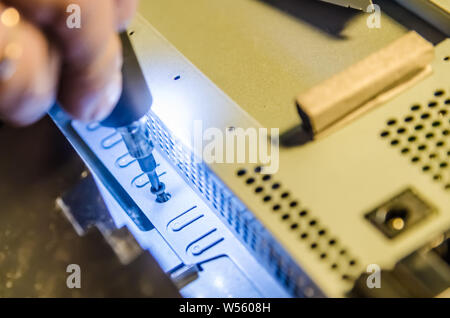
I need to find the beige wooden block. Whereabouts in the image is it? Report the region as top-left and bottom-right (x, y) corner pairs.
(297, 31), (434, 136)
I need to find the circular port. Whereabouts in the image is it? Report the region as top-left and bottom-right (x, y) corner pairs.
(376, 205), (409, 233)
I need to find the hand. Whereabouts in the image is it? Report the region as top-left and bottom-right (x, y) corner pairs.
(0, 0), (138, 126)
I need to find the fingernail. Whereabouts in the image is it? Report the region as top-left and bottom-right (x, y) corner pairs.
(90, 73), (122, 121)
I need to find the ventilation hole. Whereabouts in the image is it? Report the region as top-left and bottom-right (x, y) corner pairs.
(237, 169), (246, 177)
(426, 132), (435, 139)
(331, 263), (338, 269)
(407, 136), (416, 142)
(439, 110), (447, 116)
(387, 119), (397, 126)
(411, 105), (421, 111)
(342, 275), (349, 280)
(445, 56), (450, 61)
(380, 131), (390, 137)
(397, 127), (406, 134)
(418, 144), (427, 151)
(310, 243), (318, 249)
(281, 192), (289, 199)
(246, 178), (255, 185)
(273, 204), (281, 211)
(422, 165), (431, 172)
(320, 253), (327, 259)
(281, 214), (290, 220)
(289, 201), (298, 208)
(290, 223), (299, 230)
(309, 220), (317, 226)
(428, 101), (438, 108)
(299, 210), (308, 217)
(318, 229), (326, 236)
(432, 121), (441, 127)
(421, 113), (430, 119)
(255, 186), (263, 193)
(415, 124), (424, 131)
(404, 116), (414, 122)
(440, 162), (448, 169)
(433, 175), (442, 181)
(436, 141), (445, 147)
(349, 260), (356, 266)
(272, 183), (280, 190)
(434, 90), (445, 97)
(339, 249), (347, 255)
(300, 233), (308, 239)
(263, 195), (272, 202)
(443, 130), (450, 137)
(445, 99), (450, 105)
(262, 175), (271, 181)
(429, 153), (437, 159)
(329, 239), (336, 246)
(254, 166), (262, 173)
(391, 139), (399, 146)
(129, 30), (135, 36)
(401, 148), (410, 154)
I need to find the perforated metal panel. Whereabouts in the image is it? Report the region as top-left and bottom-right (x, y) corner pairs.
(147, 112), (326, 297)
(380, 88), (450, 192)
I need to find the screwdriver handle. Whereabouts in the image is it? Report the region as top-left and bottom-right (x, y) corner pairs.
(101, 32), (153, 128)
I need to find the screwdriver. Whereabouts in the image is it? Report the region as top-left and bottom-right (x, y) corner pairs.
(101, 32), (170, 203)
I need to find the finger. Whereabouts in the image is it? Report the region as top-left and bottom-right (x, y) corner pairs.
(114, 0), (138, 31)
(0, 5), (60, 126)
(6, 0), (123, 122)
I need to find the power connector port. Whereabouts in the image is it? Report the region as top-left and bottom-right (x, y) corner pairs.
(365, 189), (435, 239)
